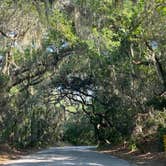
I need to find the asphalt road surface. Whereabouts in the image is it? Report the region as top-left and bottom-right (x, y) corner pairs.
(3, 146), (137, 166)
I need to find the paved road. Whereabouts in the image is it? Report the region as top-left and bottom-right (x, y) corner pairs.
(3, 146), (136, 166)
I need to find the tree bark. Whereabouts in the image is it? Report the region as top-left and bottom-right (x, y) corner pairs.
(152, 52), (166, 91)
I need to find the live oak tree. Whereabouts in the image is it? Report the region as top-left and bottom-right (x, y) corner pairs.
(0, 0), (165, 149)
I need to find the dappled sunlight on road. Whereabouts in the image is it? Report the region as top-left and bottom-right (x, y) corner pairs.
(3, 146), (135, 166)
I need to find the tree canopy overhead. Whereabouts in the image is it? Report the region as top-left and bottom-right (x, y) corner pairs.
(0, 0), (165, 150)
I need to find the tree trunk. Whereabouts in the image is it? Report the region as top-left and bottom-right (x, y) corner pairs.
(152, 52), (166, 91)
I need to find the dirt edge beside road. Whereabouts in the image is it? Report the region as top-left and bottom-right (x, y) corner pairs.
(99, 145), (166, 166)
(0, 144), (43, 165)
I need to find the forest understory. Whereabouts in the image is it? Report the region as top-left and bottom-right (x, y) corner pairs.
(0, 0), (166, 164)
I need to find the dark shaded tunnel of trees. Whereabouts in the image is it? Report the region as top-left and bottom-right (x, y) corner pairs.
(0, 0), (166, 152)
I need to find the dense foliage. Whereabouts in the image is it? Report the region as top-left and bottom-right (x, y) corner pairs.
(0, 0), (165, 151)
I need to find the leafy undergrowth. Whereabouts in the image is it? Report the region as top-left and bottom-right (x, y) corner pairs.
(99, 144), (166, 166)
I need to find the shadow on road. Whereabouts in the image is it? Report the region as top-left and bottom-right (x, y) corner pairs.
(3, 146), (133, 166)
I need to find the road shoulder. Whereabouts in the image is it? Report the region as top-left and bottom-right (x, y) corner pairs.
(99, 145), (166, 166)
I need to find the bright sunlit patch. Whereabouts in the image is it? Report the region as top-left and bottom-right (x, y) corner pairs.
(89, 163), (104, 166)
(50, 156), (73, 161)
(63, 162), (76, 165)
(4, 156), (72, 165)
(4, 159), (52, 164)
